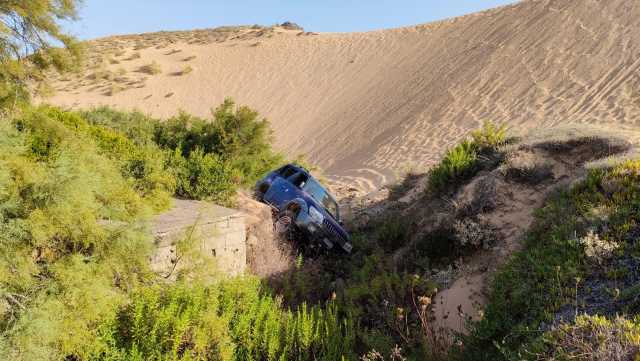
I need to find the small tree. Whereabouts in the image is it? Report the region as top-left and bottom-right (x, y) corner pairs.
(0, 0), (83, 110)
(210, 98), (273, 158)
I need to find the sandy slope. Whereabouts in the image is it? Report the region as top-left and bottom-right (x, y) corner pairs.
(47, 0), (640, 191)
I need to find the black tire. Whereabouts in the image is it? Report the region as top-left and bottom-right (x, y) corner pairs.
(254, 183), (269, 202)
(274, 209), (297, 240)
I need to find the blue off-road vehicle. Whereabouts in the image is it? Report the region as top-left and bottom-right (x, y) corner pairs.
(255, 164), (352, 253)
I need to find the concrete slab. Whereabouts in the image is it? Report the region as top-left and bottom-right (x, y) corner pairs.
(150, 199), (246, 278)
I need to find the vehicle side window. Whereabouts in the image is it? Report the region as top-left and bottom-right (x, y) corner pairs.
(279, 166), (297, 179)
(288, 172), (308, 188)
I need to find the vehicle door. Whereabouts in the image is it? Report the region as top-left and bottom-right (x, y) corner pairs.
(264, 169), (306, 209)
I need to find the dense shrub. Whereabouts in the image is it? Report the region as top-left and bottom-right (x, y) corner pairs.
(372, 216), (411, 252)
(0, 105), (355, 361)
(81, 99), (284, 204)
(97, 280), (356, 361)
(17, 106), (175, 210)
(155, 99), (284, 187)
(168, 148), (236, 206)
(0, 115), (153, 360)
(269, 231), (443, 360)
(80, 106), (158, 145)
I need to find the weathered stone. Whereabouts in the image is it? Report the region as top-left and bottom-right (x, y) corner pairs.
(151, 199), (246, 278)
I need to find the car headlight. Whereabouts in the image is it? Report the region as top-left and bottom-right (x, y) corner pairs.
(309, 206), (324, 223)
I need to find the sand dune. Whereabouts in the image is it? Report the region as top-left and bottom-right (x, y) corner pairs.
(47, 0), (640, 191)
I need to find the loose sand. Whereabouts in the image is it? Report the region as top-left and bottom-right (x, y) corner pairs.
(45, 0), (640, 192)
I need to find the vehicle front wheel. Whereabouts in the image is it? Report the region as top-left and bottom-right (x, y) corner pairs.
(274, 209), (297, 239)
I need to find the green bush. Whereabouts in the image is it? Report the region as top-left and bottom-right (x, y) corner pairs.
(80, 106), (158, 145)
(0, 105), (354, 361)
(372, 216), (411, 252)
(155, 99), (283, 187)
(471, 121), (507, 150)
(428, 140), (479, 191)
(18, 106), (175, 211)
(428, 121), (507, 192)
(80, 99), (284, 205)
(0, 113), (153, 360)
(168, 148), (236, 206)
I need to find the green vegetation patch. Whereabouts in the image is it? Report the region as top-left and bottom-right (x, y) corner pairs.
(0, 101), (339, 360)
(532, 315), (640, 360)
(98, 280), (356, 360)
(81, 98), (284, 205)
(460, 160), (640, 360)
(428, 121), (507, 192)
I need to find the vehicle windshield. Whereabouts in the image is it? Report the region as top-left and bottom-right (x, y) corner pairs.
(302, 178), (340, 221)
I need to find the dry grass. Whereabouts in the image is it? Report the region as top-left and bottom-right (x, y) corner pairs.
(172, 65), (193, 76)
(87, 70), (114, 82)
(125, 52), (141, 61)
(501, 148), (554, 185)
(138, 61), (162, 75)
(133, 43), (150, 50)
(538, 315), (640, 361)
(106, 84), (125, 96)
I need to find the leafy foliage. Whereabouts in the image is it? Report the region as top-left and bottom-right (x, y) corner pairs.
(428, 140), (479, 191)
(17, 105), (176, 210)
(0, 112), (153, 360)
(155, 99), (284, 187)
(97, 280), (356, 361)
(81, 99), (284, 204)
(0, 103), (354, 360)
(167, 148), (236, 206)
(470, 121), (507, 150)
(0, 0), (83, 110)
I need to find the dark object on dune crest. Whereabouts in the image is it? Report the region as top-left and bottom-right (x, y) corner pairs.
(280, 21), (303, 31)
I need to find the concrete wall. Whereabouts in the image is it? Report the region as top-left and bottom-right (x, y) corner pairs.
(150, 199), (246, 278)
